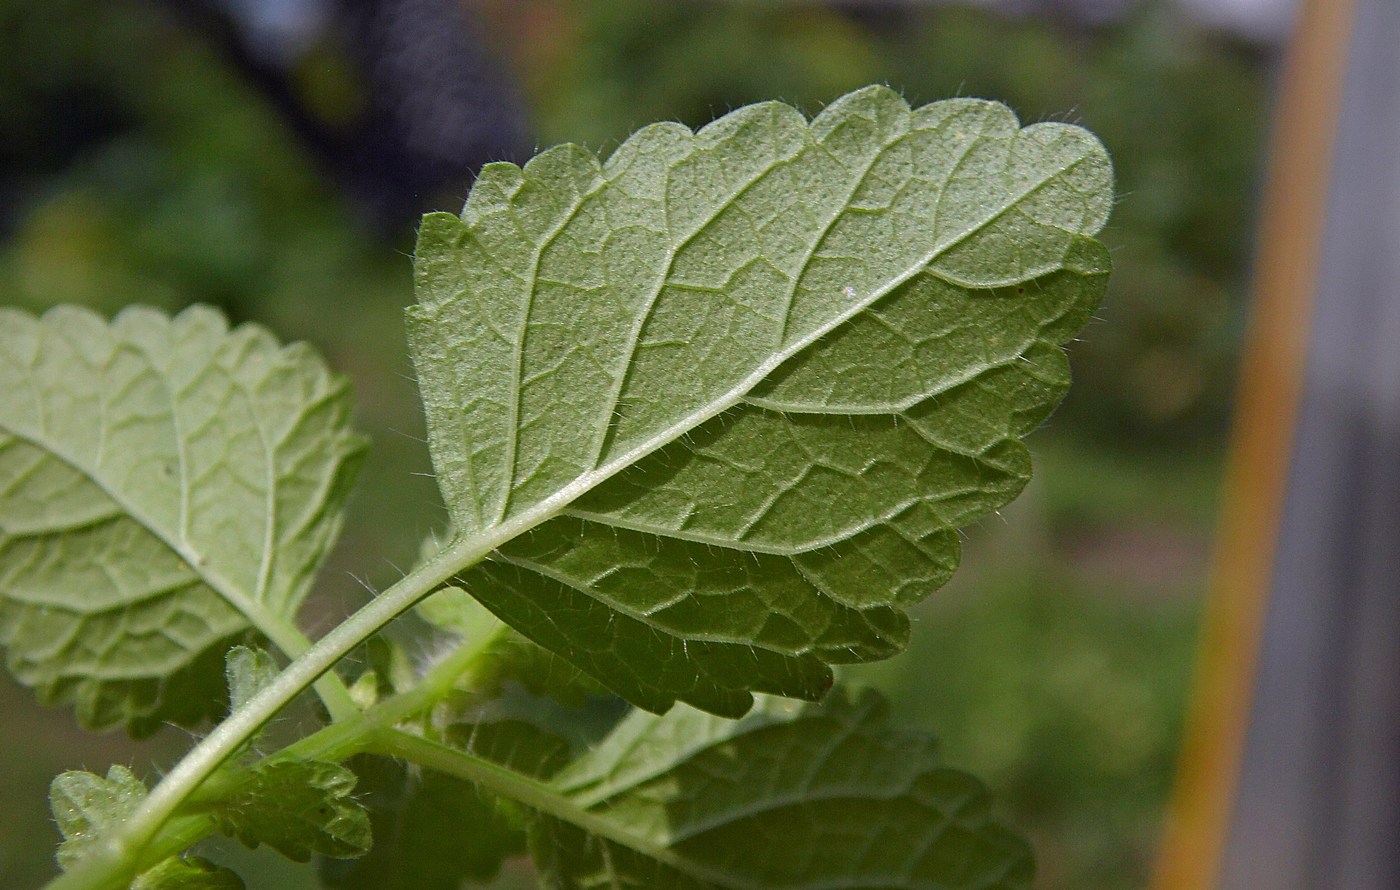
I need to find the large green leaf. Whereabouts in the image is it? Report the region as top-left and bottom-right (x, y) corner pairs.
(530, 688), (1032, 889)
(0, 305), (365, 733)
(409, 85), (1111, 716)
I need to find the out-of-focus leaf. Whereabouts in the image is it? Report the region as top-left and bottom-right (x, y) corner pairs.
(531, 688), (1033, 889)
(0, 305), (365, 734)
(224, 645), (278, 716)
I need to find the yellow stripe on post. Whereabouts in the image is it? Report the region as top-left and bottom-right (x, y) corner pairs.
(1150, 2), (1357, 889)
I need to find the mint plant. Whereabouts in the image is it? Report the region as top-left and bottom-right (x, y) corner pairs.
(0, 85), (1111, 889)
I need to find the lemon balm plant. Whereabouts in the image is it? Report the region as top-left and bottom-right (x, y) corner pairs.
(0, 86), (1111, 890)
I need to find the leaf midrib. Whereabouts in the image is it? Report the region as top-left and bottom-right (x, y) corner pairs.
(438, 142), (1097, 582)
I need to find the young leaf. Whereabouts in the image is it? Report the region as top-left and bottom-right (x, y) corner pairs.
(204, 759), (372, 862)
(225, 645), (278, 715)
(50, 765), (149, 871)
(409, 85), (1111, 715)
(0, 305), (365, 733)
(530, 688), (1032, 889)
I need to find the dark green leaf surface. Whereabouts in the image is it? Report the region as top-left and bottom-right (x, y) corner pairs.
(531, 689), (1032, 889)
(206, 759), (372, 862)
(418, 584), (606, 708)
(0, 305), (365, 732)
(409, 85), (1111, 715)
(319, 755), (525, 890)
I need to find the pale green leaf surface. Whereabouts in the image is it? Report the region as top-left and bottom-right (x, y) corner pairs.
(51, 765), (149, 871)
(52, 765), (248, 887)
(0, 305), (365, 732)
(530, 688), (1032, 889)
(224, 644), (279, 750)
(205, 759), (372, 862)
(409, 85), (1111, 715)
(225, 645), (278, 715)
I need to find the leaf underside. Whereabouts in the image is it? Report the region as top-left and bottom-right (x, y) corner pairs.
(409, 85), (1111, 716)
(0, 306), (364, 733)
(531, 688), (1033, 890)
(51, 765), (150, 872)
(207, 759), (373, 862)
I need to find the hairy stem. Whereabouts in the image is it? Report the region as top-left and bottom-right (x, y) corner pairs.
(366, 728), (757, 889)
(259, 614), (359, 723)
(42, 533), (494, 890)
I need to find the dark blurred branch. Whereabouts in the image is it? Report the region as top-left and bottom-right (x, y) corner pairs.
(151, 0), (529, 235)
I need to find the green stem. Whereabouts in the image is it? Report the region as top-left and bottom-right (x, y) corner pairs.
(41, 533), (493, 890)
(122, 815), (220, 877)
(270, 631), (497, 768)
(365, 728), (595, 832)
(49, 613), (731, 890)
(60, 622), (510, 889)
(149, 637), (484, 884)
(258, 615), (358, 724)
(44, 453), (609, 890)
(366, 728), (750, 888)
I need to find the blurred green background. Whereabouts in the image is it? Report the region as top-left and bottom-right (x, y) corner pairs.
(0, 0), (1280, 887)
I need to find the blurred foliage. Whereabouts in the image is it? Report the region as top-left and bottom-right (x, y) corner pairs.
(847, 436), (1216, 890)
(501, 0), (1269, 443)
(1, 0), (1270, 888)
(847, 554), (1199, 890)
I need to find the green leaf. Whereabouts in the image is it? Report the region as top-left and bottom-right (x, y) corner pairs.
(0, 305), (366, 733)
(225, 645), (278, 715)
(51, 765), (149, 871)
(224, 645), (279, 752)
(205, 759), (372, 862)
(132, 856), (245, 890)
(408, 85), (1111, 715)
(318, 755), (524, 890)
(419, 584), (606, 708)
(52, 766), (250, 886)
(530, 688), (1032, 889)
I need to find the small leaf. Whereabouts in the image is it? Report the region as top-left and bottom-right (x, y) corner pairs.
(225, 645), (278, 715)
(409, 85), (1111, 715)
(50, 765), (148, 871)
(530, 689), (1032, 889)
(132, 856), (245, 890)
(206, 759), (372, 862)
(0, 305), (366, 733)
